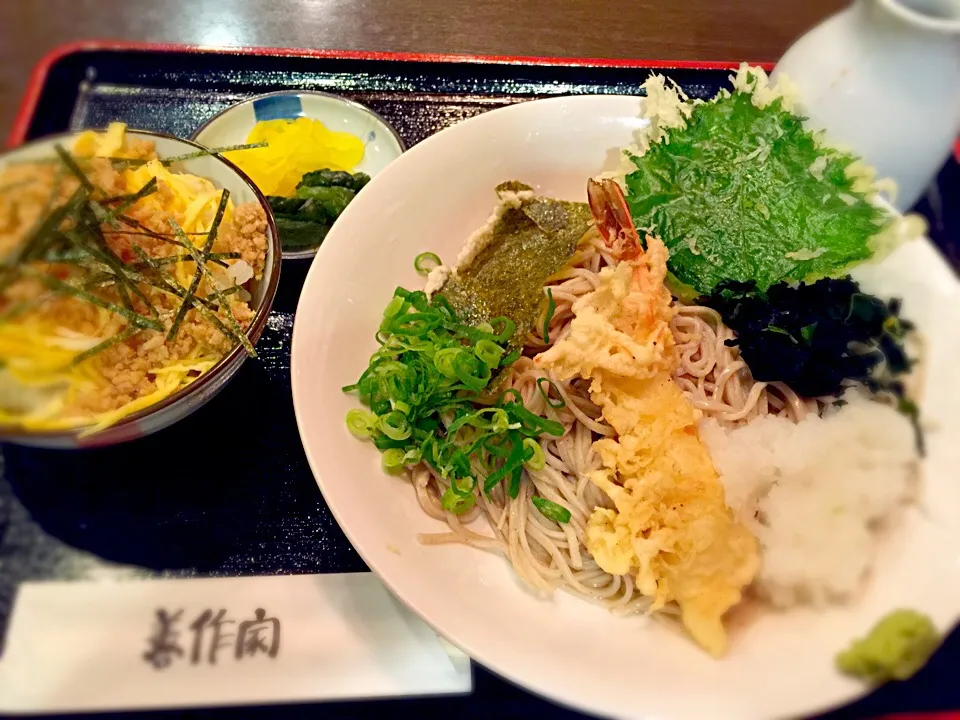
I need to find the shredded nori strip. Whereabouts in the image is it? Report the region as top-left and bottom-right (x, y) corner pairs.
(71, 327), (141, 366)
(106, 142), (269, 169)
(168, 220), (256, 357)
(132, 246), (249, 348)
(108, 217), (230, 269)
(90, 177), (158, 229)
(0, 179), (37, 194)
(20, 266), (163, 332)
(125, 258), (242, 311)
(62, 222), (158, 318)
(0, 294), (53, 323)
(166, 189), (229, 341)
(15, 185), (88, 265)
(82, 252), (241, 288)
(53, 143), (93, 190)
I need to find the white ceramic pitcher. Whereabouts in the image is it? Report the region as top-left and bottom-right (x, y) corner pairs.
(773, 0), (960, 211)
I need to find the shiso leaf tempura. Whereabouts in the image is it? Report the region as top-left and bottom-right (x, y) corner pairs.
(624, 65), (923, 297)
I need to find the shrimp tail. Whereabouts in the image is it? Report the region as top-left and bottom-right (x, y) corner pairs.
(587, 178), (643, 261)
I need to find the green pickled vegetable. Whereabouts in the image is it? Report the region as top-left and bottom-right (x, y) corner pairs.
(297, 168), (370, 192)
(342, 286), (566, 514)
(836, 609), (941, 684)
(266, 196), (307, 216)
(295, 185), (356, 219)
(269, 168), (369, 252)
(274, 217), (330, 249)
(439, 181), (592, 345)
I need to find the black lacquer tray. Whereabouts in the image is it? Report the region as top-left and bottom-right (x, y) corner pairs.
(3, 42), (958, 720)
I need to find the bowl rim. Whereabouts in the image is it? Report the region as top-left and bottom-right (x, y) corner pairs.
(0, 127), (282, 444)
(190, 89), (408, 261)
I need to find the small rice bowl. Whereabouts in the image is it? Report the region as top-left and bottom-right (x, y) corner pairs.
(700, 393), (918, 607)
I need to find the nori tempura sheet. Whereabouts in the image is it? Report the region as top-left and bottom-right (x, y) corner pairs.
(439, 181), (592, 343)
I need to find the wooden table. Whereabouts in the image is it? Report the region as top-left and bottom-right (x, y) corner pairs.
(0, 0), (846, 141)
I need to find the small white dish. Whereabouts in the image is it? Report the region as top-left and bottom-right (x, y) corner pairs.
(192, 91), (406, 260)
(290, 94), (960, 720)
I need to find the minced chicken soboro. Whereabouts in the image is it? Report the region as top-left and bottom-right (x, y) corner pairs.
(0, 124), (268, 433)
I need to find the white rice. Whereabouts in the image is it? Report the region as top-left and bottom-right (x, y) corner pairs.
(700, 393), (918, 608)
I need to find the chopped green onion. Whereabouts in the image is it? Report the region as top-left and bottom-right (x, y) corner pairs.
(536, 377), (566, 409)
(522, 437), (545, 471)
(450, 474), (476, 496)
(498, 388), (523, 405)
(441, 487), (476, 515)
(382, 294), (405, 320)
(414, 252), (442, 274)
(453, 351), (490, 390)
(475, 338), (504, 368)
(502, 348), (522, 366)
(532, 496), (571, 524)
(379, 410), (411, 441)
(542, 287), (556, 343)
(346, 409), (378, 438)
(508, 465), (522, 499)
(343, 279), (561, 505)
(433, 347), (460, 378)
(489, 316), (516, 342)
(382, 448), (407, 472)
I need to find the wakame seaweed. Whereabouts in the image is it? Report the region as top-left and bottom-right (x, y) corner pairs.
(438, 182), (592, 345)
(703, 277), (914, 399)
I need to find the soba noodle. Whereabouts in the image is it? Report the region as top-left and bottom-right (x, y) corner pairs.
(412, 228), (808, 609)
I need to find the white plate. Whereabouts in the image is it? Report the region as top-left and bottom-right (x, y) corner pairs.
(290, 95), (960, 720)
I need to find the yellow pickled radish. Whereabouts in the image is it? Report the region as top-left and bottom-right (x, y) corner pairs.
(223, 117), (364, 197)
